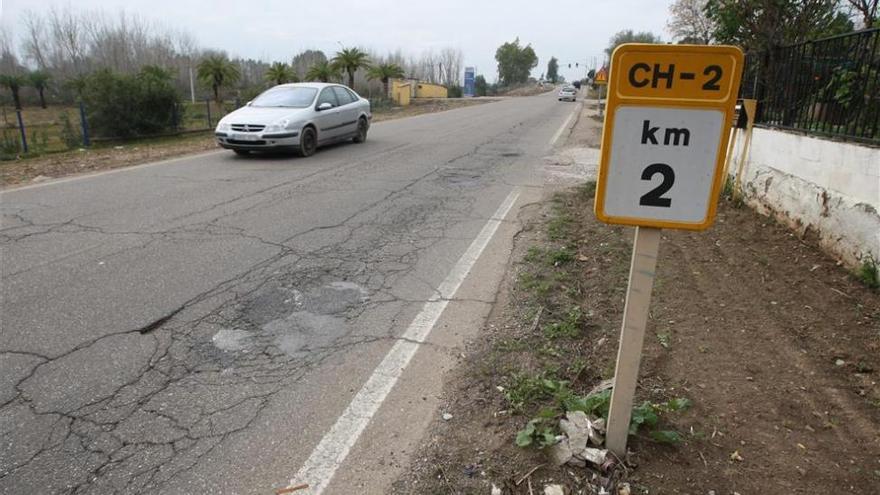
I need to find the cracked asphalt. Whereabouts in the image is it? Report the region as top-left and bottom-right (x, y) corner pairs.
(0, 92), (576, 494)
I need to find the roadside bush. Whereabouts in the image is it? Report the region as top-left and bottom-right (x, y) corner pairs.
(447, 85), (463, 98)
(1, 127), (21, 159)
(59, 112), (82, 149)
(82, 67), (184, 138)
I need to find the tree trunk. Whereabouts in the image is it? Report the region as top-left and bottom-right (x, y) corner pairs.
(11, 88), (21, 110)
(348, 70), (354, 89)
(383, 79), (389, 98)
(38, 88), (46, 109)
(213, 84), (220, 104)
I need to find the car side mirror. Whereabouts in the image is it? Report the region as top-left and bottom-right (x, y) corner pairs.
(317, 102), (333, 111)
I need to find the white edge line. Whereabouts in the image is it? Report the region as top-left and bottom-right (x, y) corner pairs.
(290, 188), (521, 494)
(549, 104), (579, 147)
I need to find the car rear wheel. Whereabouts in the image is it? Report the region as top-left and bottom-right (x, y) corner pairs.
(233, 149), (249, 156)
(298, 127), (317, 157)
(352, 117), (368, 143)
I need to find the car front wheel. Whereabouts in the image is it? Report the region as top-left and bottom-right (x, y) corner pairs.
(352, 117), (368, 143)
(298, 127), (317, 157)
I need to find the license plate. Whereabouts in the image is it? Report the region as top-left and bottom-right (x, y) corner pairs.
(233, 133), (259, 141)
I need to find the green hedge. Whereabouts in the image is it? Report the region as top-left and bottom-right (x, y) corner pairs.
(82, 67), (184, 138)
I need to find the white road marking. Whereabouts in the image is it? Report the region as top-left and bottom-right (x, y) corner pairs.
(549, 104), (579, 146)
(290, 188), (521, 495)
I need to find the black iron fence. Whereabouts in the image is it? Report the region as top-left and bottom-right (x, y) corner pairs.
(740, 28), (880, 145)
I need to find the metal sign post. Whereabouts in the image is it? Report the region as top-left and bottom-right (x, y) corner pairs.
(594, 43), (744, 457)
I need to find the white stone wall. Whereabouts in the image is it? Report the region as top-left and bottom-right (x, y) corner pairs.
(727, 127), (879, 268)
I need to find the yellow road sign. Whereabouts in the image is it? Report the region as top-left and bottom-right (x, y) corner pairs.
(594, 44), (744, 230)
(594, 66), (608, 85)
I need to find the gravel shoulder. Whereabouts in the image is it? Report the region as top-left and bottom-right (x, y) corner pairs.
(390, 102), (880, 494)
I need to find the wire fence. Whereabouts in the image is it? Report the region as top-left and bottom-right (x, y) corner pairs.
(1, 99), (241, 159)
(740, 28), (880, 144)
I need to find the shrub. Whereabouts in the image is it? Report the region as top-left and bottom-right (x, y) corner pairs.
(82, 67), (184, 138)
(447, 85), (463, 98)
(59, 112), (81, 149)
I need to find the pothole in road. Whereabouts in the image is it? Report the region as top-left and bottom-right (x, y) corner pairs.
(214, 280), (370, 357)
(436, 169), (482, 188)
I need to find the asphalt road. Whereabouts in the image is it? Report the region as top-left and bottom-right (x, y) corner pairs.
(1, 91), (578, 494)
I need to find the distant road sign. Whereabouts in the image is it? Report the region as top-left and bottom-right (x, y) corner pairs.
(595, 44), (743, 230)
(594, 66), (608, 85)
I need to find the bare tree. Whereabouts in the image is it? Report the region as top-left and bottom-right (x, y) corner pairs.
(667, 0), (714, 44)
(438, 47), (463, 87)
(847, 0), (878, 27)
(21, 11), (49, 69)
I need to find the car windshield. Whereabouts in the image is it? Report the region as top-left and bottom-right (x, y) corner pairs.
(250, 87), (318, 108)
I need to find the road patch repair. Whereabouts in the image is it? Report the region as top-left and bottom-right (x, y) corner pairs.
(390, 59), (880, 494)
(286, 189), (520, 494)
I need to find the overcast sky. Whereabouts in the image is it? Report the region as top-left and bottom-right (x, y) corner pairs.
(1, 0), (671, 82)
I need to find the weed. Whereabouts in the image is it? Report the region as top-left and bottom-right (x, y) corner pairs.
(504, 373), (560, 412)
(656, 332), (671, 349)
(567, 357), (588, 377)
(547, 247), (575, 265)
(524, 246), (544, 263)
(579, 181), (597, 199)
(519, 271), (553, 298)
(495, 338), (529, 353)
(543, 307), (583, 339)
(515, 410), (559, 448)
(548, 214), (573, 240)
(721, 175), (734, 199)
(858, 257), (879, 289)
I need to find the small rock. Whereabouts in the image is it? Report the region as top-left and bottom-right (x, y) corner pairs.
(589, 379), (614, 395)
(491, 484), (502, 495)
(618, 483), (631, 495)
(31, 175), (50, 182)
(113, 145), (124, 150)
(441, 413), (453, 421)
(580, 447), (608, 465)
(730, 450), (744, 462)
(835, 359), (845, 366)
(548, 439), (573, 466)
(544, 484), (565, 495)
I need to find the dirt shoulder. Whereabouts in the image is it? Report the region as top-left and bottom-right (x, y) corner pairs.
(391, 105), (880, 494)
(0, 98), (496, 188)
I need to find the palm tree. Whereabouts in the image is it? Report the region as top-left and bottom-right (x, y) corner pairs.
(332, 47), (371, 89)
(197, 55), (241, 103)
(367, 63), (405, 98)
(265, 62), (296, 85)
(0, 74), (26, 109)
(304, 61), (340, 83)
(28, 71), (51, 109)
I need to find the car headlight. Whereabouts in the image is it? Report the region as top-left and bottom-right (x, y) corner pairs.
(265, 118), (300, 133)
(216, 121), (230, 131)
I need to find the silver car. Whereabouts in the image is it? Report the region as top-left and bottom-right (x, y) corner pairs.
(558, 86), (577, 102)
(215, 83), (372, 157)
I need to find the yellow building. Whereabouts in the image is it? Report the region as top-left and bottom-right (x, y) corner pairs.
(414, 82), (448, 98)
(390, 79), (448, 106)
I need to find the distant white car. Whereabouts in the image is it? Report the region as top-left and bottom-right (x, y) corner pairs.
(558, 86), (577, 102)
(215, 82), (372, 157)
